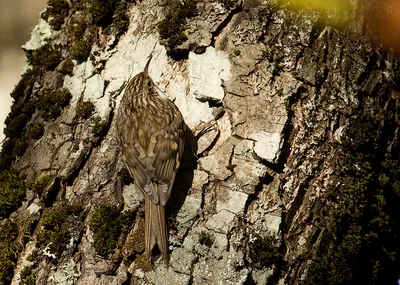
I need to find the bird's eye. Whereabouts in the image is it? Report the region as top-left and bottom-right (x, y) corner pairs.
(146, 80), (151, 87)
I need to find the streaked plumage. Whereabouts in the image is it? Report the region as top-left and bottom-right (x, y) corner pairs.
(116, 57), (185, 263)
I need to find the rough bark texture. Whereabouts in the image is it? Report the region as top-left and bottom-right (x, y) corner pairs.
(1, 0), (400, 284)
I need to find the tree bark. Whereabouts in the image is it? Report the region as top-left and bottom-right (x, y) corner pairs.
(1, 0), (399, 284)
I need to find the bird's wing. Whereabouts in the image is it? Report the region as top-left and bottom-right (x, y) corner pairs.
(120, 100), (185, 206)
(152, 102), (185, 206)
(122, 141), (160, 204)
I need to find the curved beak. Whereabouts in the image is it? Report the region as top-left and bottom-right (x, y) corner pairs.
(144, 54), (153, 73)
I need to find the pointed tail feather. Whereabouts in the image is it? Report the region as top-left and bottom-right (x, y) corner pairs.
(145, 195), (168, 264)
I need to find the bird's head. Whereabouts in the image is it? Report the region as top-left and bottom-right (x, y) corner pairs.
(133, 71), (155, 95)
(127, 54), (156, 98)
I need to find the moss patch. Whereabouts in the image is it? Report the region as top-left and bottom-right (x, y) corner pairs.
(20, 265), (37, 285)
(0, 170), (26, 217)
(13, 135), (29, 157)
(26, 43), (62, 70)
(90, 205), (135, 258)
(158, 0), (197, 55)
(31, 175), (51, 195)
(125, 219), (145, 254)
(4, 113), (29, 138)
(3, 100), (36, 139)
(36, 204), (79, 258)
(36, 88), (72, 120)
(90, 205), (122, 257)
(1, 98), (39, 168)
(83, 0), (122, 27)
(29, 122), (45, 140)
(0, 140), (15, 170)
(91, 116), (107, 137)
(44, 0), (70, 30)
(71, 38), (92, 64)
(134, 254), (152, 272)
(0, 220), (20, 284)
(110, 1), (130, 35)
(304, 112), (400, 284)
(10, 68), (39, 100)
(77, 101), (95, 119)
(248, 234), (281, 269)
(59, 59), (75, 76)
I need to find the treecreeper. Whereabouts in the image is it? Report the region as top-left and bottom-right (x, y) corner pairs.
(116, 55), (185, 264)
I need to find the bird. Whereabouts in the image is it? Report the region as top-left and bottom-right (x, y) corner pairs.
(115, 55), (185, 264)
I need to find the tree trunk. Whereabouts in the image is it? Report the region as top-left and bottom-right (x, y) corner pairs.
(1, 0), (399, 284)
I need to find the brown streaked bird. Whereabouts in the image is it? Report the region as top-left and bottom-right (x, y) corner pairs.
(116, 55), (185, 263)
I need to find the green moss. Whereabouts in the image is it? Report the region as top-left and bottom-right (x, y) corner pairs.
(71, 38), (92, 64)
(5, 100), (36, 129)
(4, 101), (36, 138)
(29, 122), (45, 140)
(83, 0), (121, 27)
(70, 17), (88, 39)
(57, 89), (73, 107)
(26, 43), (62, 70)
(36, 204), (74, 258)
(4, 113), (29, 138)
(20, 265), (37, 285)
(59, 59), (74, 75)
(45, 0), (70, 30)
(118, 210), (136, 228)
(1, 98), (39, 168)
(124, 218), (145, 255)
(0, 220), (19, 284)
(0, 139), (15, 170)
(111, 1), (129, 35)
(158, 0), (196, 54)
(248, 234), (281, 269)
(10, 68), (39, 100)
(305, 113), (400, 284)
(198, 231), (214, 247)
(92, 116), (107, 137)
(77, 101), (95, 119)
(26, 250), (39, 263)
(31, 175), (51, 195)
(302, 256), (330, 285)
(22, 100), (37, 117)
(13, 135), (28, 157)
(0, 170), (26, 217)
(89, 205), (122, 257)
(36, 88), (72, 120)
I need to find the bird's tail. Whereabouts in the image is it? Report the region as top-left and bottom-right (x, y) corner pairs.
(144, 195), (168, 264)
